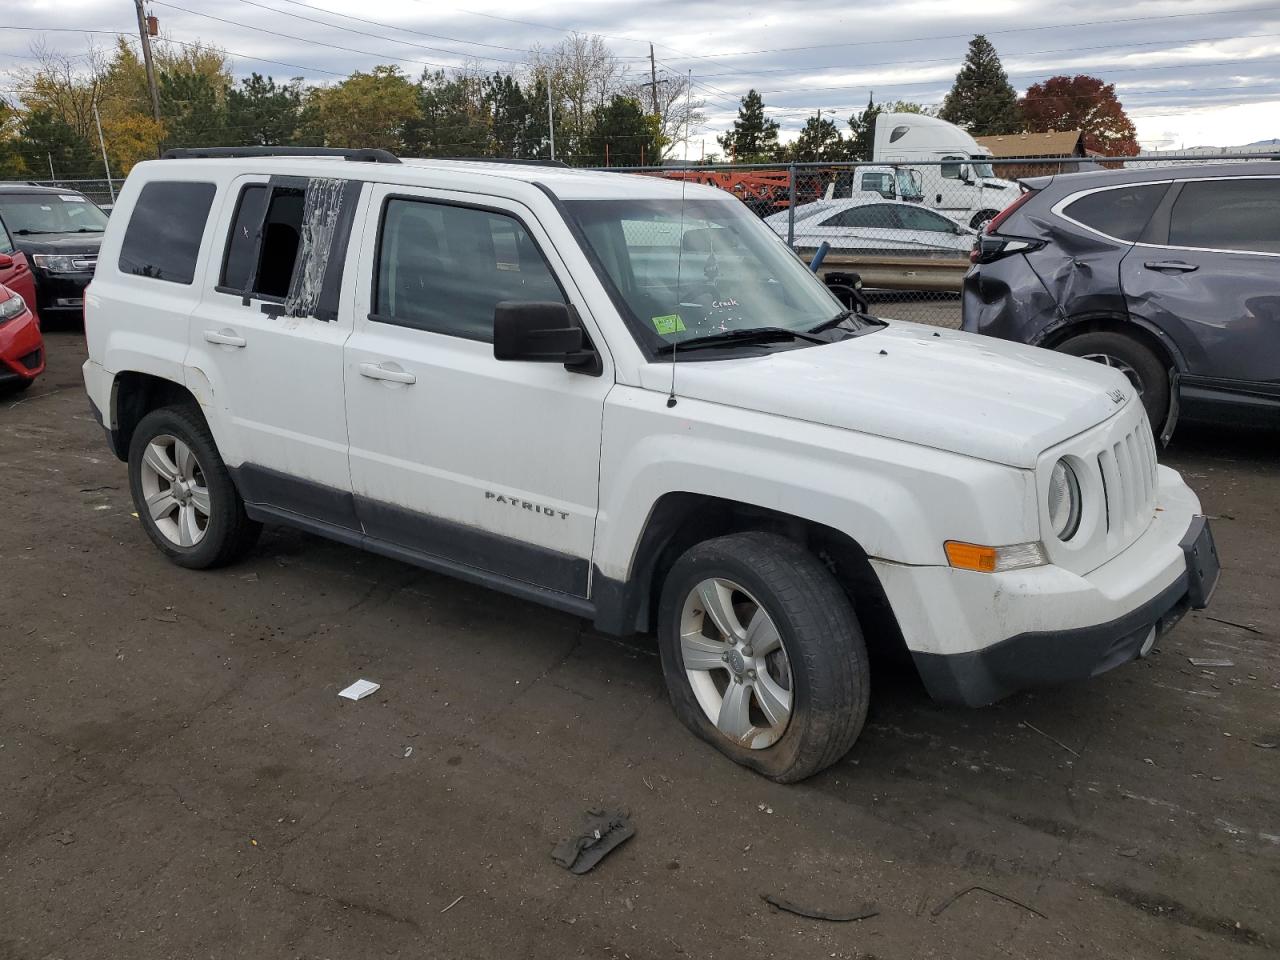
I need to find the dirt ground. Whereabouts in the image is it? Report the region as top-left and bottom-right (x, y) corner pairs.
(2, 331), (1277, 960)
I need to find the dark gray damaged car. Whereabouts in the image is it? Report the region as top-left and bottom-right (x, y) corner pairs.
(962, 161), (1279, 435)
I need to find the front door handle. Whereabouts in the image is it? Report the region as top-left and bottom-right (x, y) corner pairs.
(1144, 260), (1199, 273)
(359, 362), (416, 385)
(204, 328), (246, 347)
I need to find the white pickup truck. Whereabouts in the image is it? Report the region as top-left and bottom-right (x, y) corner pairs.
(82, 148), (1219, 781)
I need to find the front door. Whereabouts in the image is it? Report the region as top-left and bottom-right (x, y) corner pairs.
(1121, 175), (1280, 398)
(343, 185), (612, 598)
(187, 173), (364, 527)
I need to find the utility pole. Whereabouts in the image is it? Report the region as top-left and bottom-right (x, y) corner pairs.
(93, 102), (116, 203)
(649, 44), (658, 114)
(546, 73), (555, 161)
(683, 70), (692, 162)
(133, 0), (162, 125)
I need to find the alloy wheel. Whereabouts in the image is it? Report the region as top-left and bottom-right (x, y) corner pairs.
(139, 434), (210, 547)
(679, 577), (794, 749)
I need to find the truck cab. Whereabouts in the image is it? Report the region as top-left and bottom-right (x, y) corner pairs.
(873, 112), (1019, 229)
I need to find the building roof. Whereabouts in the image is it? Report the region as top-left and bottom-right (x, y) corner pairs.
(975, 130), (1085, 158)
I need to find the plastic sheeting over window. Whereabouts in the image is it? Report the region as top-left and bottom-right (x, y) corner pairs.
(284, 177), (362, 322)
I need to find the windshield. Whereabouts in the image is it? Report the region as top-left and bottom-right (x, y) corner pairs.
(0, 193), (109, 234)
(972, 160), (996, 179)
(564, 197), (845, 353)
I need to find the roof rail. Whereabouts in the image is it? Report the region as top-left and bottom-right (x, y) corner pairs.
(436, 157), (570, 168)
(161, 146), (401, 164)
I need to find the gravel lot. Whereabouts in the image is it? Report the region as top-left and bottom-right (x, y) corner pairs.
(2, 331), (1277, 959)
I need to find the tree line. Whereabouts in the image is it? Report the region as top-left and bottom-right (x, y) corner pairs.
(0, 33), (701, 179)
(720, 35), (1139, 163)
(0, 31), (1139, 181)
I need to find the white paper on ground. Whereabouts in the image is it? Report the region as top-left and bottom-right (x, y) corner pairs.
(338, 678), (380, 700)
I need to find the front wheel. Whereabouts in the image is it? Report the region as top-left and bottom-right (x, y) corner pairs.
(127, 405), (261, 569)
(970, 209), (999, 231)
(1057, 330), (1170, 429)
(657, 532), (869, 782)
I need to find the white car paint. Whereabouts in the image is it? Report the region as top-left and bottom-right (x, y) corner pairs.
(82, 155), (1202, 706)
(764, 197), (976, 254)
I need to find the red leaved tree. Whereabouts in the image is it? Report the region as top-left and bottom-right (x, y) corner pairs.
(1020, 75), (1139, 156)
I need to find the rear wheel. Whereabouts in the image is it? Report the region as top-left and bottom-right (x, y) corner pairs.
(127, 405), (260, 569)
(657, 532), (869, 782)
(1058, 330), (1170, 428)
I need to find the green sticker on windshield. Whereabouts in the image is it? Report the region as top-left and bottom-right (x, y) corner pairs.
(652, 314), (686, 335)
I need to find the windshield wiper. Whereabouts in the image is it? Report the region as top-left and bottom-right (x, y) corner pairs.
(807, 309), (881, 335)
(655, 326), (825, 355)
(13, 229), (60, 235)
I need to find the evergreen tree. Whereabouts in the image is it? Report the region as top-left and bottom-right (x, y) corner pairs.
(227, 74), (302, 146)
(784, 113), (844, 162)
(17, 108), (100, 178)
(717, 89), (780, 162)
(159, 71), (228, 149)
(485, 73), (535, 159)
(939, 35), (1021, 134)
(587, 95), (661, 166)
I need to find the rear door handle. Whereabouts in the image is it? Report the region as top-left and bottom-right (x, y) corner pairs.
(1144, 260), (1199, 273)
(203, 328), (246, 347)
(359, 362), (416, 385)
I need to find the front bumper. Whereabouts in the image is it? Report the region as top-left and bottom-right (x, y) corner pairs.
(33, 270), (93, 320)
(873, 468), (1218, 706)
(0, 308), (45, 383)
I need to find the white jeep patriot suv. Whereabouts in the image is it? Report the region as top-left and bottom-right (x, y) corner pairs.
(82, 147), (1219, 782)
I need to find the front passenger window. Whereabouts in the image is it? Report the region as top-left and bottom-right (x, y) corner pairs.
(372, 199), (565, 342)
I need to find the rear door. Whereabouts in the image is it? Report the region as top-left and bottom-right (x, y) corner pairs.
(1121, 175), (1280, 395)
(187, 173), (364, 528)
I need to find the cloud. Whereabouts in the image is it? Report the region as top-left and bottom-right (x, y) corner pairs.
(3, 0), (1277, 149)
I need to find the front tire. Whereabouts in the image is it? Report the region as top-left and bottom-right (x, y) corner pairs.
(127, 405), (261, 569)
(1057, 330), (1169, 428)
(657, 532), (869, 782)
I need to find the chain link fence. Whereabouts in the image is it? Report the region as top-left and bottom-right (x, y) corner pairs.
(14, 178), (124, 207)
(614, 154), (1278, 327)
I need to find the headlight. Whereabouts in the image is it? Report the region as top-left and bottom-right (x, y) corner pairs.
(32, 254), (82, 274)
(1047, 459), (1082, 541)
(0, 294), (26, 322)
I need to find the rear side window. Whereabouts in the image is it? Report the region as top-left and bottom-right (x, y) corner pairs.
(1168, 179), (1280, 254)
(118, 181), (216, 283)
(821, 205), (897, 229)
(373, 199), (564, 342)
(1063, 184), (1166, 242)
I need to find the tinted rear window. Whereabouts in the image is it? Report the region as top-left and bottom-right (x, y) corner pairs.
(1168, 178), (1280, 254)
(1063, 184), (1167, 242)
(118, 181), (216, 284)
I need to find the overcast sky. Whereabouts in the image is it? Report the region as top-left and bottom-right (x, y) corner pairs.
(3, 0), (1278, 152)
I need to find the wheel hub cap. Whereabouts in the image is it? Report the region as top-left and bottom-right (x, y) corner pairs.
(679, 577), (794, 750)
(139, 434), (210, 548)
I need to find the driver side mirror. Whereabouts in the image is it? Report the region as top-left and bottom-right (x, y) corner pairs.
(0, 254), (13, 269)
(493, 301), (600, 375)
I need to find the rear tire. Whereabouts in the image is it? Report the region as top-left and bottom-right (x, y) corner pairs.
(127, 405), (261, 569)
(657, 532), (869, 783)
(1057, 330), (1169, 428)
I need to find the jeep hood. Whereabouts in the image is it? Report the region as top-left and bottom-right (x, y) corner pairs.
(639, 321), (1134, 468)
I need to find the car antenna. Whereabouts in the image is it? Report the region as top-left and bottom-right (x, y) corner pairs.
(667, 173), (688, 409)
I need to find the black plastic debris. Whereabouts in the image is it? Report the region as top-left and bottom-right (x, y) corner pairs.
(761, 893), (878, 922)
(551, 809), (635, 875)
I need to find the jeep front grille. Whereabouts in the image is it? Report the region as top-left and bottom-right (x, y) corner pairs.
(1097, 418), (1158, 537)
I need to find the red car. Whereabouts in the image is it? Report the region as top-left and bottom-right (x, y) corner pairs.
(0, 279), (44, 394)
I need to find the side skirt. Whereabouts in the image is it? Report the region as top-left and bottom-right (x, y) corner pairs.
(244, 501), (598, 621)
